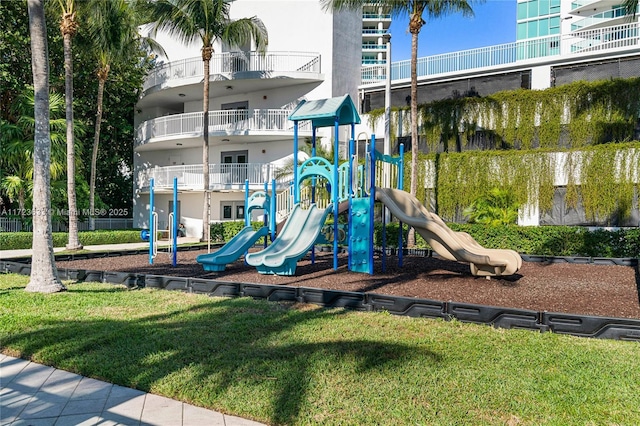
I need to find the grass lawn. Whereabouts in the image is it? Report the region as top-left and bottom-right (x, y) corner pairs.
(1, 273), (639, 425)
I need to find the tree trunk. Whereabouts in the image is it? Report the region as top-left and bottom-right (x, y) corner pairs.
(201, 54), (211, 242)
(89, 73), (107, 231)
(407, 25), (420, 248)
(63, 29), (82, 249)
(26, 0), (64, 293)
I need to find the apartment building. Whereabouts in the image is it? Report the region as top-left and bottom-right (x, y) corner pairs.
(362, 1), (640, 110)
(133, 1), (362, 237)
(361, 2), (392, 67)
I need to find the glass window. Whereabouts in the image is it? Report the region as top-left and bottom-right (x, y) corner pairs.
(538, 17), (549, 36)
(236, 205), (245, 220)
(539, 0), (550, 16)
(528, 0), (539, 18)
(549, 16), (560, 34)
(517, 2), (528, 20)
(517, 22), (528, 40)
(222, 205), (232, 219)
(550, 0), (560, 13)
(528, 20), (538, 38)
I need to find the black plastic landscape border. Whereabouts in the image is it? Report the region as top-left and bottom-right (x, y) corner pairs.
(1, 249), (639, 342)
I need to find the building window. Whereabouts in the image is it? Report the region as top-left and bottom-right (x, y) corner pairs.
(221, 201), (245, 221)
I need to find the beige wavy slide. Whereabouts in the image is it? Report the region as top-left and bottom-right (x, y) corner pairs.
(375, 188), (522, 277)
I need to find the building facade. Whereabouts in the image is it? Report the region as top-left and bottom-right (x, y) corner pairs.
(133, 1), (362, 237)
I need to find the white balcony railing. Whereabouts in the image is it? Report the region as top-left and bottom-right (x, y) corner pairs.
(361, 22), (640, 85)
(135, 109), (312, 147)
(138, 163), (291, 191)
(143, 51), (321, 92)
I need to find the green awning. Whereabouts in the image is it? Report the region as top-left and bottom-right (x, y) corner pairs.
(288, 94), (361, 128)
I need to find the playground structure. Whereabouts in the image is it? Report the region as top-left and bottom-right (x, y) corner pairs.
(196, 181), (275, 272)
(197, 94), (522, 277)
(147, 177), (179, 267)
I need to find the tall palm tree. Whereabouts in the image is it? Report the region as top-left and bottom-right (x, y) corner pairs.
(25, 0), (65, 293)
(321, 0), (480, 246)
(56, 0), (82, 249)
(85, 0), (139, 230)
(145, 0), (268, 242)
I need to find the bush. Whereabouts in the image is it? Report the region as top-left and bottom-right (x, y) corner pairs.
(0, 230), (144, 250)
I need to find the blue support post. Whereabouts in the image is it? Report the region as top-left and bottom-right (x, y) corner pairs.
(149, 178), (154, 265)
(244, 179), (250, 227)
(333, 117), (339, 271)
(347, 138), (357, 270)
(270, 179), (276, 242)
(368, 135), (376, 275)
(398, 143), (404, 267)
(172, 177), (178, 267)
(293, 122), (299, 204)
(263, 181), (268, 248)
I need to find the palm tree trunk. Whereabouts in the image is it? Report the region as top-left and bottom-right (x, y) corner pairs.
(201, 55), (211, 242)
(89, 74), (106, 231)
(26, 0), (64, 293)
(407, 28), (420, 248)
(63, 31), (82, 249)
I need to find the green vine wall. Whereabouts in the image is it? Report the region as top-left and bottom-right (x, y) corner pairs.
(367, 77), (640, 224)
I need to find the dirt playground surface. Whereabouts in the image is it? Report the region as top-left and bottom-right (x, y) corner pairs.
(55, 249), (640, 320)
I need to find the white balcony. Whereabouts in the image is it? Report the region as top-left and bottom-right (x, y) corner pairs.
(137, 163), (291, 192)
(135, 109), (312, 150)
(142, 51), (322, 94)
(361, 22), (640, 86)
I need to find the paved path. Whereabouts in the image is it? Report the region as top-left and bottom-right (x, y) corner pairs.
(1, 354), (267, 426)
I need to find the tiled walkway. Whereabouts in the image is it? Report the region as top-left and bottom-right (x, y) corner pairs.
(1, 354), (266, 426)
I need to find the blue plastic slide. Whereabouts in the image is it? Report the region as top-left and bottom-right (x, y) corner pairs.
(196, 226), (269, 272)
(245, 204), (331, 275)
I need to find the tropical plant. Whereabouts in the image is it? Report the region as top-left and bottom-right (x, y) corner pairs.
(84, 0), (140, 230)
(0, 90), (72, 220)
(25, 0), (65, 293)
(144, 0), (268, 242)
(462, 187), (519, 226)
(321, 0), (482, 246)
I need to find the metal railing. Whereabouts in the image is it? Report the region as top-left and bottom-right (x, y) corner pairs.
(135, 109), (312, 147)
(138, 163), (291, 191)
(143, 51), (322, 92)
(361, 22), (640, 85)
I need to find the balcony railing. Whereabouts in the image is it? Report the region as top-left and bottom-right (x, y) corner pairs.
(361, 22), (640, 85)
(143, 51), (322, 92)
(138, 163), (291, 191)
(135, 109), (312, 147)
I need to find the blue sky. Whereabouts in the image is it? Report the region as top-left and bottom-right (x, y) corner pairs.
(388, 0), (517, 61)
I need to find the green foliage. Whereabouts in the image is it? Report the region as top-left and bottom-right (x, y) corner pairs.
(463, 188), (520, 226)
(209, 221), (269, 245)
(403, 142), (639, 224)
(445, 224), (640, 258)
(0, 230), (143, 250)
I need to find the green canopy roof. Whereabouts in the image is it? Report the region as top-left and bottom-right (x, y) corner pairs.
(288, 94), (361, 128)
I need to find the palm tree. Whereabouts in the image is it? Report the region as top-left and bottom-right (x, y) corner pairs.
(321, 0), (480, 245)
(56, 0), (82, 249)
(145, 0), (268, 242)
(624, 0), (638, 15)
(85, 0), (139, 230)
(25, 0), (65, 293)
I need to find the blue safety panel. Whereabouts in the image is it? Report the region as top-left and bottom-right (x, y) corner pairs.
(349, 197), (372, 273)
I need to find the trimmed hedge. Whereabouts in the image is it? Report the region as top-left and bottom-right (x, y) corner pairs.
(2, 224), (638, 258)
(0, 230), (144, 251)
